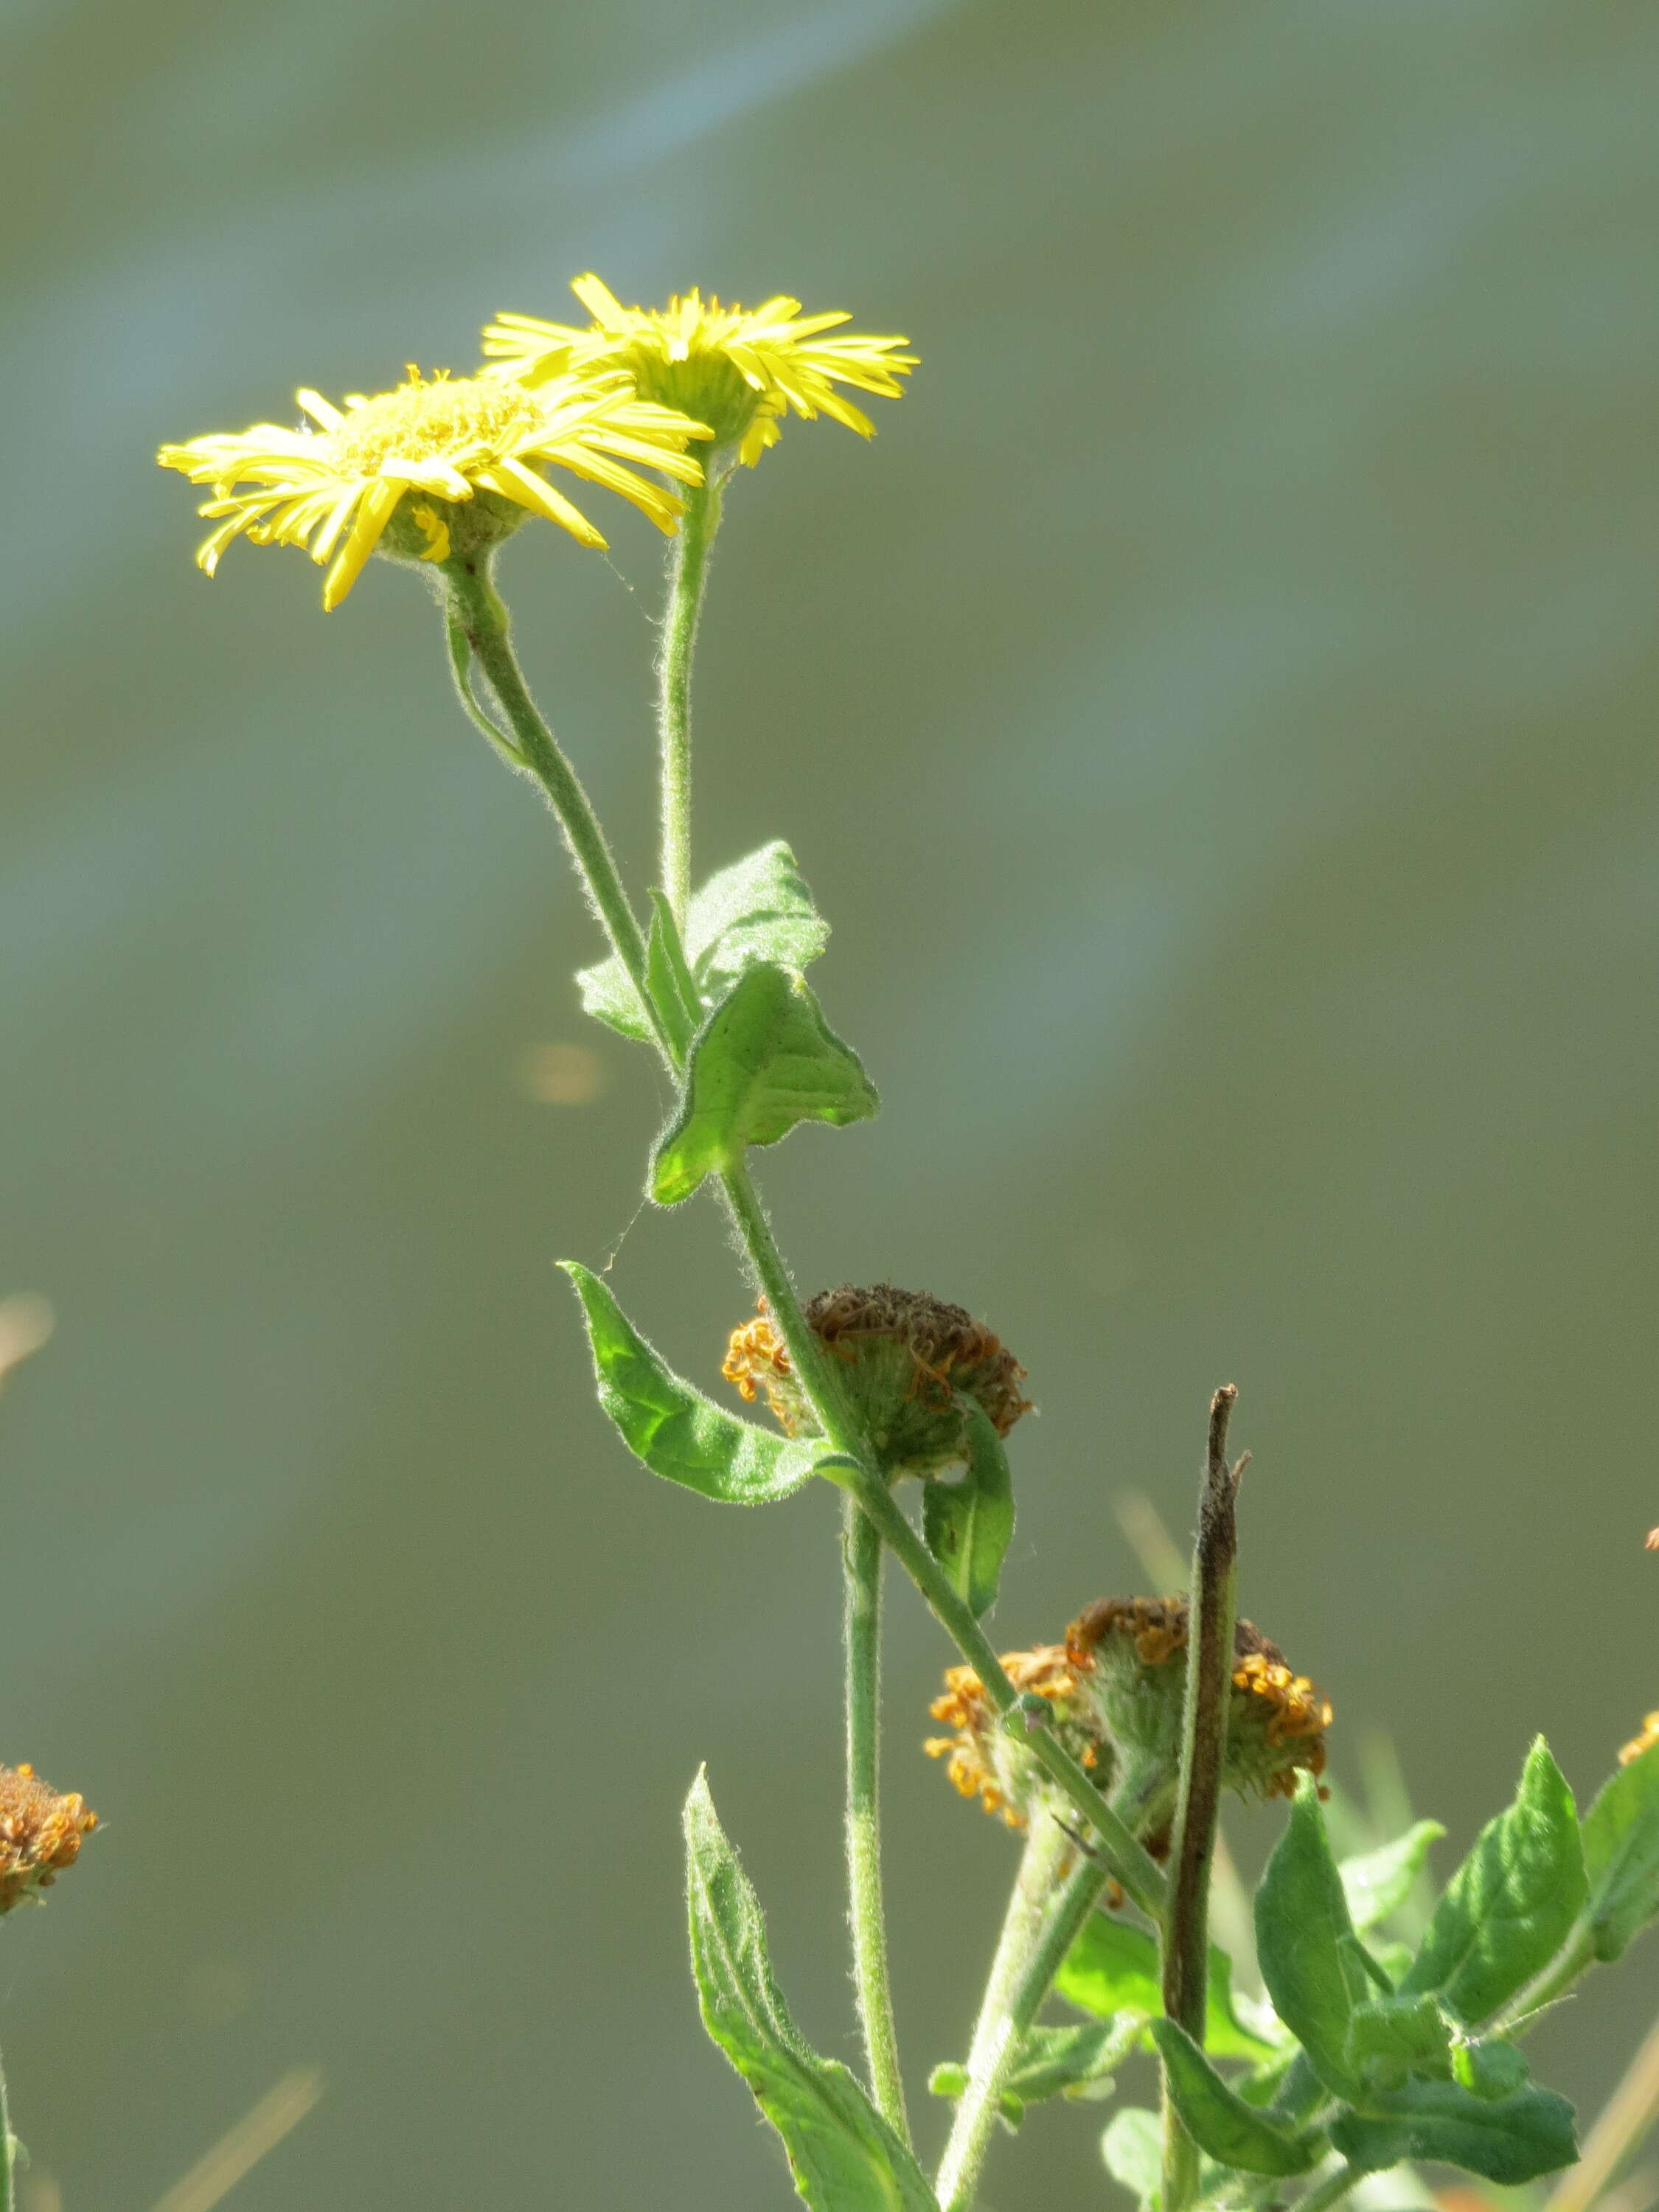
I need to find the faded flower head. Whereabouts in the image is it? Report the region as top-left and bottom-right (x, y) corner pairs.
(159, 368), (709, 609)
(1620, 1711), (1659, 1767)
(483, 276), (916, 466)
(723, 1284), (1029, 1477)
(1065, 1596), (1332, 1804)
(1, 1763), (98, 1916)
(926, 1646), (1103, 1831)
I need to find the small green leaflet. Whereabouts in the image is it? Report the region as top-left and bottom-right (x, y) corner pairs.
(1340, 1821), (1444, 1935)
(684, 1773), (938, 2212)
(1347, 1994), (1453, 2093)
(579, 840), (830, 1043)
(1330, 2075), (1577, 2185)
(1255, 1777), (1365, 2100)
(651, 964), (879, 1205)
(1401, 1738), (1586, 2027)
(1583, 1735), (1659, 1962)
(1056, 1910), (1273, 2061)
(920, 1398), (1015, 1619)
(1149, 2021), (1321, 2177)
(561, 1263), (821, 1503)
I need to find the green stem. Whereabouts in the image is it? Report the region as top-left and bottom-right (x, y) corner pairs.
(655, 470), (724, 932)
(440, 554), (678, 1066)
(936, 1815), (1081, 2210)
(1, 2045), (14, 2212)
(1297, 2160), (1363, 2212)
(832, 1458), (1169, 1925)
(1161, 1385), (1245, 2212)
(843, 1494), (909, 2142)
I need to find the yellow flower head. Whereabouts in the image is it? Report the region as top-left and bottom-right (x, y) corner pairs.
(159, 367), (710, 610)
(926, 1646), (1105, 1832)
(1, 1761), (98, 1916)
(482, 276), (917, 467)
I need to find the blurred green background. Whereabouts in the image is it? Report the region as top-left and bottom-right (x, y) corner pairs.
(4, 0), (1659, 2205)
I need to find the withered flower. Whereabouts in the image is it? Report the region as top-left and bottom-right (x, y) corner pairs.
(723, 1284), (1029, 1476)
(1, 1762), (98, 1916)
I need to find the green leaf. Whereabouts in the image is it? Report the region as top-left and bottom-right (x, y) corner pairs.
(1255, 1776), (1363, 2098)
(1057, 1912), (1273, 2062)
(684, 1772), (938, 2212)
(650, 964), (879, 1206)
(1348, 1994), (1453, 2091)
(1402, 1739), (1587, 2025)
(1584, 1737), (1659, 1962)
(920, 1399), (1015, 1619)
(1331, 2076), (1577, 2184)
(690, 841), (831, 1004)
(562, 1263), (821, 1504)
(1340, 1822), (1446, 1935)
(578, 840), (829, 1044)
(1149, 2021), (1321, 2178)
(1101, 2107), (1163, 2207)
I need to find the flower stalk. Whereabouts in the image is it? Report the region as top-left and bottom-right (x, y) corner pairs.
(656, 468), (725, 932)
(842, 1493), (908, 2140)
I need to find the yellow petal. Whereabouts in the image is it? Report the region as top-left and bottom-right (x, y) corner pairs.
(477, 460), (607, 548)
(322, 479), (403, 611)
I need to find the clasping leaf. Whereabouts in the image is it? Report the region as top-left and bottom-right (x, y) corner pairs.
(580, 839), (830, 1043)
(684, 1772), (938, 2211)
(562, 1263), (821, 1503)
(651, 962), (878, 1205)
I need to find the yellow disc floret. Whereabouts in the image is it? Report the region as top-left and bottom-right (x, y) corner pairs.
(1, 1761), (98, 1916)
(159, 368), (710, 610)
(483, 276), (917, 466)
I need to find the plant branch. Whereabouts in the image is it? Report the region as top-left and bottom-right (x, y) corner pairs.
(843, 1494), (909, 2143)
(1161, 1384), (1246, 2212)
(655, 470), (724, 932)
(936, 1814), (1099, 2211)
(440, 554), (678, 1067)
(1297, 2160), (1363, 2212)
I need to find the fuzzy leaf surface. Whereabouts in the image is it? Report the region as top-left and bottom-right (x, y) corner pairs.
(578, 840), (829, 1043)
(1583, 1738), (1659, 1962)
(920, 1399), (1015, 1619)
(562, 1263), (820, 1503)
(650, 964), (877, 1205)
(1150, 2021), (1321, 2177)
(1340, 1822), (1445, 1935)
(1057, 1914), (1272, 2061)
(684, 1773), (938, 2211)
(1330, 2076), (1577, 2184)
(1255, 1777), (1363, 2098)
(1401, 1739), (1585, 2025)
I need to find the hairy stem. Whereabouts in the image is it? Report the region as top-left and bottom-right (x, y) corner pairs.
(843, 1495), (909, 2140)
(830, 1458), (1168, 1924)
(1161, 1385), (1246, 2212)
(440, 555), (677, 1065)
(1298, 2161), (1363, 2212)
(655, 471), (724, 932)
(1, 2046), (13, 2212)
(936, 1815), (1086, 2209)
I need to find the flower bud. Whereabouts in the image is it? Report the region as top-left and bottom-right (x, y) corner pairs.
(1, 1763), (98, 1917)
(722, 1284), (1029, 1478)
